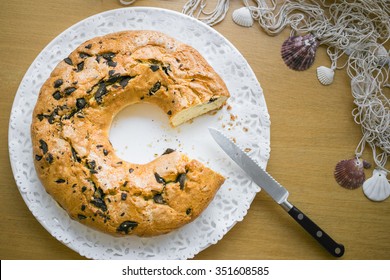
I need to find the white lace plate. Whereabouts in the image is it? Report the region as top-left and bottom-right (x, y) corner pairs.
(9, 7), (270, 259)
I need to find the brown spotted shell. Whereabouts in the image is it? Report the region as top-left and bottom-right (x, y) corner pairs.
(334, 158), (366, 189)
(281, 34), (318, 71)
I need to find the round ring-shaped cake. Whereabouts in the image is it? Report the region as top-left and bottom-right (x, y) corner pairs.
(31, 30), (230, 236)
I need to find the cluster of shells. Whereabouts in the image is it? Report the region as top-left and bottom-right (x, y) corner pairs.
(280, 34), (335, 85)
(334, 158), (390, 201)
(233, 11), (335, 86)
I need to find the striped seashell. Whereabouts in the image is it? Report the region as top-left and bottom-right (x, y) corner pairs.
(316, 66), (334, 85)
(281, 34), (319, 71)
(363, 169), (390, 202)
(232, 7), (254, 27)
(334, 158), (368, 190)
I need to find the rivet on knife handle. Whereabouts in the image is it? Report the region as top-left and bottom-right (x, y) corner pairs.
(284, 203), (345, 257)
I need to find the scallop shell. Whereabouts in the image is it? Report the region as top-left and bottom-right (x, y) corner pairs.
(232, 7), (254, 27)
(316, 66), (334, 85)
(334, 158), (366, 189)
(281, 34), (319, 71)
(363, 169), (390, 201)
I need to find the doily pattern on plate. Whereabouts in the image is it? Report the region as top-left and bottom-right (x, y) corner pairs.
(9, 7), (270, 259)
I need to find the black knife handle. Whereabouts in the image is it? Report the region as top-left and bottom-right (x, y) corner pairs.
(288, 205), (345, 257)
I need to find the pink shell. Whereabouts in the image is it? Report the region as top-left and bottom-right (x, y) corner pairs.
(334, 158), (366, 190)
(281, 34), (318, 71)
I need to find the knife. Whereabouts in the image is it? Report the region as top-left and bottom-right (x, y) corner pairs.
(209, 128), (345, 258)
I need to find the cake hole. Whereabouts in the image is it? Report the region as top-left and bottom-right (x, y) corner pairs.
(109, 103), (179, 164)
(109, 101), (226, 168)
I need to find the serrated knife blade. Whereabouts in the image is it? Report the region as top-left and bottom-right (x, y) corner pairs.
(209, 127), (345, 258)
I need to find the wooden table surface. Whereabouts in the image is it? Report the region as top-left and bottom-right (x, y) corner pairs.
(1, 0), (389, 260)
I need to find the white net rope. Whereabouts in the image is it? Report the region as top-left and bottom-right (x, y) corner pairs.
(182, 0), (230, 26)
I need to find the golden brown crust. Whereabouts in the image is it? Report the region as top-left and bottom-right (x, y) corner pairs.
(31, 30), (229, 236)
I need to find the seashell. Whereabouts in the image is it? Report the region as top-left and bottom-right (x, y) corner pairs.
(363, 169), (390, 202)
(232, 7), (254, 27)
(334, 158), (366, 189)
(281, 34), (319, 71)
(316, 66), (334, 85)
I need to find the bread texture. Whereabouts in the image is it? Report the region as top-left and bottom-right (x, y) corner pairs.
(31, 30), (229, 236)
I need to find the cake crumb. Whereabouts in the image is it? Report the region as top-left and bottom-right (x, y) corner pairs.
(244, 148), (252, 153)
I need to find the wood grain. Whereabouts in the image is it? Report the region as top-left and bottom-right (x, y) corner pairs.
(1, 0), (389, 260)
